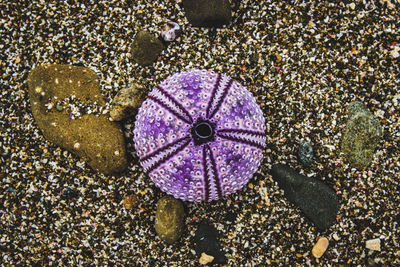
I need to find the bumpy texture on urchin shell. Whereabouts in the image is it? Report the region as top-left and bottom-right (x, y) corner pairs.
(133, 69), (266, 202)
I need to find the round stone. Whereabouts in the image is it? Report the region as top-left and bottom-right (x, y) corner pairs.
(133, 69), (266, 202)
(154, 196), (185, 244)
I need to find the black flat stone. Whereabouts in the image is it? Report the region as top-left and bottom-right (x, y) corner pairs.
(270, 164), (339, 231)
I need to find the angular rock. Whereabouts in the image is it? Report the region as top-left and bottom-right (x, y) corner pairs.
(131, 31), (164, 66)
(109, 84), (147, 121)
(341, 101), (382, 169)
(199, 253), (214, 265)
(194, 224), (227, 264)
(270, 164), (339, 231)
(154, 196), (185, 244)
(27, 64), (128, 175)
(183, 0), (232, 28)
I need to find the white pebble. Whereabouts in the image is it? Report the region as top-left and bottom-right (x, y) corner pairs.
(366, 238), (381, 251)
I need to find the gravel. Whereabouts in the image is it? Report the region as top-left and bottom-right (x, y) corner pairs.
(1, 0), (399, 265)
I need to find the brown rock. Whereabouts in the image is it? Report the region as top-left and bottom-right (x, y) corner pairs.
(27, 64), (128, 175)
(123, 194), (138, 209)
(131, 31), (164, 66)
(154, 196), (185, 244)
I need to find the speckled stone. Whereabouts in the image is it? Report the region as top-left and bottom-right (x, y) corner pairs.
(109, 84), (147, 121)
(131, 31), (164, 66)
(154, 196), (185, 244)
(298, 140), (314, 166)
(27, 64), (128, 174)
(271, 164), (339, 231)
(341, 101), (383, 169)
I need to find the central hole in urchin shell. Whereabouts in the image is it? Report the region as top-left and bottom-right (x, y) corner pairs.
(191, 118), (216, 146)
(195, 122), (213, 138)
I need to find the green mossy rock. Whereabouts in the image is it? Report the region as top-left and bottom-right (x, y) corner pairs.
(155, 196), (185, 244)
(341, 101), (382, 169)
(27, 64), (128, 175)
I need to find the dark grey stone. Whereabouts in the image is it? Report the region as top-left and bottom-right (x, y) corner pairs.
(131, 31), (164, 66)
(194, 224), (227, 264)
(270, 164), (339, 231)
(182, 0), (232, 28)
(61, 188), (78, 200)
(298, 140), (314, 166)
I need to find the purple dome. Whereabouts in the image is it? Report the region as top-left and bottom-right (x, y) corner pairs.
(133, 69), (266, 202)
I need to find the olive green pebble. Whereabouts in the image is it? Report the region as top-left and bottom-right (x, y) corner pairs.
(155, 196), (185, 244)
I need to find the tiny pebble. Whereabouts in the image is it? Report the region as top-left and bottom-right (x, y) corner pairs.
(366, 238), (381, 251)
(123, 194), (138, 209)
(312, 237), (329, 258)
(199, 253), (214, 265)
(56, 104), (64, 111)
(332, 233), (340, 241)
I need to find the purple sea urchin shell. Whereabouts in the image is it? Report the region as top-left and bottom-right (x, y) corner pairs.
(133, 69), (266, 202)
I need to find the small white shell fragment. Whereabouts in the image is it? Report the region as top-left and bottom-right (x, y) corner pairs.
(312, 237), (329, 258)
(332, 233), (340, 241)
(366, 238), (381, 251)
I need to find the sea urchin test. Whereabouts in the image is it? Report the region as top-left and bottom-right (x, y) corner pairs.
(133, 69), (266, 201)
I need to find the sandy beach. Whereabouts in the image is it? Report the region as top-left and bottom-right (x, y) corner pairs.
(1, 0), (399, 265)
